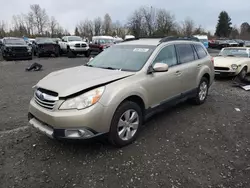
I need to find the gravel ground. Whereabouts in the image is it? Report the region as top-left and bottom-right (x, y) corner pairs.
(1, 54), (250, 188)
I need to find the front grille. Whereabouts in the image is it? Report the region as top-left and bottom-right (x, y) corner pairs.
(39, 44), (55, 50)
(34, 88), (59, 110)
(214, 67), (230, 71)
(12, 47), (27, 53)
(81, 44), (87, 47)
(75, 44), (80, 47)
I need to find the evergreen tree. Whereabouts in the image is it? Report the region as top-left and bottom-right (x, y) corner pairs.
(215, 11), (232, 37)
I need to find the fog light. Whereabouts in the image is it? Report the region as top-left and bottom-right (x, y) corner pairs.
(65, 129), (94, 138)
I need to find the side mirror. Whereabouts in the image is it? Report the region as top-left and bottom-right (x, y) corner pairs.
(88, 57), (94, 62)
(147, 63), (168, 74)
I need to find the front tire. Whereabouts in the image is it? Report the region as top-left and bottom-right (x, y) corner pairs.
(67, 48), (76, 58)
(192, 77), (209, 105)
(84, 50), (90, 57)
(108, 101), (142, 147)
(238, 67), (247, 81)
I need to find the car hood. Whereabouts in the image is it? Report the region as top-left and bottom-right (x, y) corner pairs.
(37, 42), (56, 45)
(68, 41), (87, 45)
(35, 66), (135, 97)
(5, 44), (28, 47)
(214, 56), (248, 67)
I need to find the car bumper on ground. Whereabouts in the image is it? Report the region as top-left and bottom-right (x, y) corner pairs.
(3, 52), (32, 59)
(28, 98), (110, 140)
(38, 50), (57, 55)
(70, 47), (89, 53)
(214, 70), (237, 76)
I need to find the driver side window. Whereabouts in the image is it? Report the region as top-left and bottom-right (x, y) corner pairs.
(153, 45), (177, 67)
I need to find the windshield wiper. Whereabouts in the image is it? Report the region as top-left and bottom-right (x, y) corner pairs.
(100, 66), (118, 70)
(84, 64), (93, 67)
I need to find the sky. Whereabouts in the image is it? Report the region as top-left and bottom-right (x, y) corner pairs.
(1, 0), (250, 34)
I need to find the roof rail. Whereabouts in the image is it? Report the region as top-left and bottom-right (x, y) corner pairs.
(122, 38), (139, 42)
(159, 36), (200, 43)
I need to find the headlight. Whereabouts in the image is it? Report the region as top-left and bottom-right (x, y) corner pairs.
(27, 46), (32, 52)
(59, 86), (105, 110)
(231, 64), (238, 70)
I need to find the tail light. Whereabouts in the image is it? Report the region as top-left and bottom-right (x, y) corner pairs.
(211, 57), (214, 65)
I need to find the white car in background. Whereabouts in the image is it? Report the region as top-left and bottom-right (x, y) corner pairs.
(214, 47), (250, 78)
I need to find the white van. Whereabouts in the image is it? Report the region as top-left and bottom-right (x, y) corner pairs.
(193, 35), (209, 48)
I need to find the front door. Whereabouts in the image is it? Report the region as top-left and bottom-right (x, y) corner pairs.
(142, 44), (183, 108)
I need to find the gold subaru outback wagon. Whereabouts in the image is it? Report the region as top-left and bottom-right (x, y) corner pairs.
(28, 37), (214, 147)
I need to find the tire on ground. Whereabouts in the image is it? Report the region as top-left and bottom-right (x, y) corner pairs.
(108, 101), (143, 147)
(191, 77), (209, 105)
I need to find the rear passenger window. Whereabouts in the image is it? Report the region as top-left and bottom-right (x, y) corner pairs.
(194, 44), (207, 59)
(175, 44), (195, 64)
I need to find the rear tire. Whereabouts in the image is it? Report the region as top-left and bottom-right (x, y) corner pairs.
(108, 101), (142, 147)
(192, 77), (209, 105)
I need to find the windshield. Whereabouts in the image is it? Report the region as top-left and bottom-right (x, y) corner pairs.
(219, 48), (249, 57)
(52, 38), (61, 42)
(226, 40), (236, 43)
(36, 38), (54, 43)
(88, 45), (155, 71)
(199, 39), (208, 43)
(99, 39), (114, 44)
(4, 38), (26, 45)
(68, 36), (82, 41)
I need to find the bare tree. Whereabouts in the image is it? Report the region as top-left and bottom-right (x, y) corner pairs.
(230, 25), (240, 39)
(181, 18), (195, 36)
(0, 21), (6, 38)
(30, 4), (49, 35)
(112, 21), (125, 37)
(78, 19), (93, 38)
(193, 25), (206, 35)
(240, 22), (250, 39)
(127, 9), (144, 37)
(155, 9), (176, 36)
(24, 12), (35, 35)
(141, 7), (156, 36)
(94, 17), (102, 36)
(49, 16), (58, 37)
(103, 13), (112, 35)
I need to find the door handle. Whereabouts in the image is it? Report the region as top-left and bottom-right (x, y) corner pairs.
(175, 70), (181, 76)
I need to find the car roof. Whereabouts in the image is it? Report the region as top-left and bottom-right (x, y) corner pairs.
(118, 38), (162, 46)
(3, 37), (22, 40)
(223, 47), (249, 50)
(117, 38), (202, 47)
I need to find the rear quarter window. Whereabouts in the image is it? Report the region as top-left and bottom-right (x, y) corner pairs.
(194, 44), (207, 59)
(175, 44), (195, 64)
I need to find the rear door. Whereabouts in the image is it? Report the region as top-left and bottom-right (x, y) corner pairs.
(175, 43), (198, 93)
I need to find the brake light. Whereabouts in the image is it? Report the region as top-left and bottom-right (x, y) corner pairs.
(211, 57), (214, 64)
